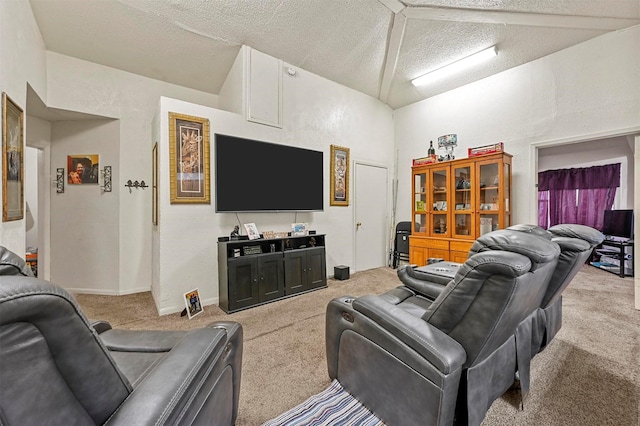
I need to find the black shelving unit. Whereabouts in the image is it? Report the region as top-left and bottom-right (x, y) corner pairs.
(591, 238), (634, 278)
(218, 234), (326, 313)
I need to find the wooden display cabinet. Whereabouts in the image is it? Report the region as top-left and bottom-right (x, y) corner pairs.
(410, 152), (512, 265)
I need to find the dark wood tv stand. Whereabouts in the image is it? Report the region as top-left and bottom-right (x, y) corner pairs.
(217, 234), (327, 313)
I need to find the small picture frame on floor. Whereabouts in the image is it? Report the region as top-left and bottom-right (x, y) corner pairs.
(183, 288), (203, 319)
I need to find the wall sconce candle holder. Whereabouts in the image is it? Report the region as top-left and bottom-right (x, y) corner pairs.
(56, 168), (64, 193)
(100, 166), (112, 192)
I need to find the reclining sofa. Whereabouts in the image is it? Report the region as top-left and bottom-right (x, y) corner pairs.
(0, 246), (243, 426)
(398, 224), (603, 355)
(326, 228), (562, 425)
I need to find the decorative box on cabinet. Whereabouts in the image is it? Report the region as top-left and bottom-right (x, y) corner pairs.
(218, 234), (327, 313)
(409, 152), (512, 266)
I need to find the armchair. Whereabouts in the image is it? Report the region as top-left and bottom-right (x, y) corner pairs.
(0, 247), (243, 426)
(326, 230), (560, 426)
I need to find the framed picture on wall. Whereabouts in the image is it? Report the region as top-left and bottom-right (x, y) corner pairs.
(2, 92), (24, 222)
(168, 112), (210, 204)
(67, 154), (100, 185)
(152, 142), (158, 225)
(330, 145), (349, 206)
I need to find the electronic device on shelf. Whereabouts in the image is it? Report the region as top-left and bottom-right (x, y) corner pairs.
(602, 209), (634, 241)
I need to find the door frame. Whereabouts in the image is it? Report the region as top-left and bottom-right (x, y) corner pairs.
(529, 125), (640, 310)
(352, 160), (391, 273)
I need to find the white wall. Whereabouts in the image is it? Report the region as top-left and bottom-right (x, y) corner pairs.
(154, 55), (394, 314)
(25, 147), (39, 249)
(25, 115), (52, 280)
(45, 53), (219, 295)
(0, 1), (47, 254)
(49, 119), (121, 293)
(394, 26), (640, 227)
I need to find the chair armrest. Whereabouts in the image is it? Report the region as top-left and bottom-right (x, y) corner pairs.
(353, 295), (466, 374)
(397, 264), (455, 299)
(106, 326), (237, 425)
(89, 319), (112, 334)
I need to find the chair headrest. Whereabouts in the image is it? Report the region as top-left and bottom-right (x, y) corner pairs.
(506, 224), (552, 240)
(547, 224), (605, 248)
(470, 229), (560, 266)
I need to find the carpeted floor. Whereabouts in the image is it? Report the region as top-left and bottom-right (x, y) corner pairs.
(75, 265), (640, 426)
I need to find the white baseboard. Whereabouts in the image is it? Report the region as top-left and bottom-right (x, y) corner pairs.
(68, 286), (150, 296)
(156, 297), (219, 316)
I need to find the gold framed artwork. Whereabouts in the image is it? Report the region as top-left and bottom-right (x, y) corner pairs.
(152, 142), (158, 225)
(168, 112), (210, 204)
(330, 145), (349, 206)
(2, 92), (24, 222)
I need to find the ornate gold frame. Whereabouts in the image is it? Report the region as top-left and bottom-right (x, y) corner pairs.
(168, 112), (210, 204)
(2, 92), (24, 222)
(329, 145), (350, 206)
(152, 142), (158, 224)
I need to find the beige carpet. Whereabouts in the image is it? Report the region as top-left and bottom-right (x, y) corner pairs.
(75, 265), (640, 426)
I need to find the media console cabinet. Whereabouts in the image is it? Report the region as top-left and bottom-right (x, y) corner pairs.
(218, 234), (327, 313)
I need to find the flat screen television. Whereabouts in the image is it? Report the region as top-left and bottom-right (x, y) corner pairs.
(215, 134), (323, 212)
(602, 209), (634, 239)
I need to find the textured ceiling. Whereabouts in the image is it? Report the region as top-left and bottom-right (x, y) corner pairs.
(28, 0), (640, 110)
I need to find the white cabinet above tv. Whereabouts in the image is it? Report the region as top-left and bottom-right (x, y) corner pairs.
(219, 45), (283, 128)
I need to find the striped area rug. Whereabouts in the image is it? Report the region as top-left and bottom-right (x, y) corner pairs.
(262, 380), (385, 426)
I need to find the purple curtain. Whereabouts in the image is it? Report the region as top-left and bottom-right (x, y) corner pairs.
(538, 163), (620, 229)
(538, 164), (620, 190)
(538, 190), (549, 229)
(576, 187), (617, 229)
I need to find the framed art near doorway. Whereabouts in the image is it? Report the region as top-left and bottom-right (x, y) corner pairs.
(330, 145), (350, 206)
(152, 142), (158, 225)
(2, 92), (24, 222)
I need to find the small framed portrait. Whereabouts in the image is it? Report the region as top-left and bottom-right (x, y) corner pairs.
(183, 288), (203, 319)
(291, 222), (308, 236)
(67, 154), (100, 185)
(244, 223), (260, 240)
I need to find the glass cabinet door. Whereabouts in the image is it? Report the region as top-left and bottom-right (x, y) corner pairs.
(429, 167), (449, 237)
(503, 161), (511, 228)
(477, 160), (500, 235)
(452, 163), (474, 239)
(413, 171), (427, 234)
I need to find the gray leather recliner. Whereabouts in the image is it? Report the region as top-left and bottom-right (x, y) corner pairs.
(399, 224), (603, 355)
(0, 247), (243, 426)
(326, 229), (561, 426)
(394, 224), (603, 407)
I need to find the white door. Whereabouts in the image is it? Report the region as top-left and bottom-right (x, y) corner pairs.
(354, 162), (389, 272)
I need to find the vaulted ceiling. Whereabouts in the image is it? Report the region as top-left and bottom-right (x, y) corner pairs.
(29, 0), (640, 110)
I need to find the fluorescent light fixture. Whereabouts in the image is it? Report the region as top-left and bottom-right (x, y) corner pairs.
(411, 45), (497, 87)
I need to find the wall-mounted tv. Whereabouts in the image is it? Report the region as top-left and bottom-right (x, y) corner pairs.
(215, 134), (323, 212)
(602, 209), (634, 239)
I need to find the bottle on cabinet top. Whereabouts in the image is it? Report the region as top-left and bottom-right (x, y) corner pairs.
(428, 140), (436, 156)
